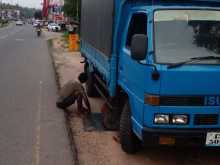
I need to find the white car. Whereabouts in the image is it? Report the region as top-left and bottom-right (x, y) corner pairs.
(48, 23), (61, 32)
(16, 20), (23, 26)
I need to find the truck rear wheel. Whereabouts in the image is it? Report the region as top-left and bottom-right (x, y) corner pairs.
(85, 65), (99, 97)
(120, 101), (141, 154)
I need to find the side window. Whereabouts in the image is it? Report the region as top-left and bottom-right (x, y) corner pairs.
(126, 13), (147, 48)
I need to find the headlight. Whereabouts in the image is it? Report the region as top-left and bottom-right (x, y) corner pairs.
(154, 114), (169, 124)
(172, 115), (188, 125)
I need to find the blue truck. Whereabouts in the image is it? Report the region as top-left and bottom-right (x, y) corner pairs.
(80, 0), (220, 154)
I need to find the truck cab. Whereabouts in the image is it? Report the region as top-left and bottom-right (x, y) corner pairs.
(80, 0), (220, 154)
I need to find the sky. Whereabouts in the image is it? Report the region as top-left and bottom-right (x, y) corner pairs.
(2, 0), (42, 9)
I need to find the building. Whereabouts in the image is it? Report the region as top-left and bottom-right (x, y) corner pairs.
(42, 0), (64, 22)
(0, 9), (20, 20)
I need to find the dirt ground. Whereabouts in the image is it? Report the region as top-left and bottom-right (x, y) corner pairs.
(47, 31), (220, 165)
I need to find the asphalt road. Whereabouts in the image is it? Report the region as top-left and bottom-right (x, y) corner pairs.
(0, 23), (73, 165)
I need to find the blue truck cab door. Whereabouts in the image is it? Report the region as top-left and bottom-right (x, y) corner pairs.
(118, 11), (149, 137)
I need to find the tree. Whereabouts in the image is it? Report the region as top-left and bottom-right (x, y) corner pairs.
(63, 0), (80, 21)
(21, 7), (35, 18)
(34, 10), (42, 20)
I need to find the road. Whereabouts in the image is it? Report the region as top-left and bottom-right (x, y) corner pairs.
(0, 23), (73, 165)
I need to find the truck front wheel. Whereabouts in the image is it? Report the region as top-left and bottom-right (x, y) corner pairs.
(120, 101), (141, 154)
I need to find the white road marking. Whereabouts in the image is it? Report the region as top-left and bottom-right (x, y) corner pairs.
(0, 25), (24, 40)
(15, 38), (24, 41)
(33, 81), (43, 165)
(6, 27), (24, 38)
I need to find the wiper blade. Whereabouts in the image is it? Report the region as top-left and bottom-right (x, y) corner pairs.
(167, 56), (220, 69)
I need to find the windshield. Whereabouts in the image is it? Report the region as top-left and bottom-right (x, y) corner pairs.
(154, 10), (220, 64)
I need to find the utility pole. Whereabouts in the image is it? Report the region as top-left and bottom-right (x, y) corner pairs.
(76, 0), (79, 21)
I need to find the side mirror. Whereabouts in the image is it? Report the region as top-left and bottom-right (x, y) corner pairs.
(131, 34), (148, 61)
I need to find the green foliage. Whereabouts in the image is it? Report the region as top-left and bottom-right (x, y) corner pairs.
(63, 0), (80, 21)
(63, 31), (69, 39)
(34, 10), (42, 19)
(21, 7), (36, 18)
(0, 19), (9, 28)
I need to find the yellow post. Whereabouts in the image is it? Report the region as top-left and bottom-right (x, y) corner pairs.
(69, 34), (79, 52)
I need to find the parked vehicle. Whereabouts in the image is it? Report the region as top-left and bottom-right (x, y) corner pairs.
(43, 21), (48, 27)
(80, 0), (220, 154)
(33, 20), (43, 27)
(47, 23), (61, 32)
(16, 20), (23, 26)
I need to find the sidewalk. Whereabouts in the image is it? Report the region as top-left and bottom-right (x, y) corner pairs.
(46, 31), (220, 165)
(46, 32), (151, 165)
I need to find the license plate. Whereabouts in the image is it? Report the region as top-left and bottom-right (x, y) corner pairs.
(206, 132), (220, 146)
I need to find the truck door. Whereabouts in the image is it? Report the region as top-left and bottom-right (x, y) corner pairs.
(118, 12), (148, 128)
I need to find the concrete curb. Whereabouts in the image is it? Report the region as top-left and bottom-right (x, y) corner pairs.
(47, 39), (80, 165)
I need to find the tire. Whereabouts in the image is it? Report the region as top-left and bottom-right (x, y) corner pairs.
(120, 101), (141, 154)
(85, 65), (99, 97)
(85, 71), (98, 97)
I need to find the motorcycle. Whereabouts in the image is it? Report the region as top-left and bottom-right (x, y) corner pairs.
(36, 28), (41, 37)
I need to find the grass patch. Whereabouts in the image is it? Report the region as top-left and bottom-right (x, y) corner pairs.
(62, 31), (69, 39)
(0, 20), (9, 28)
(61, 31), (69, 48)
(0, 23), (8, 28)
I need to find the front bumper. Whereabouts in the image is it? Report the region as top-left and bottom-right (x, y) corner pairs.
(142, 127), (220, 146)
